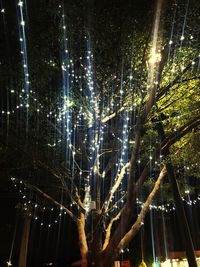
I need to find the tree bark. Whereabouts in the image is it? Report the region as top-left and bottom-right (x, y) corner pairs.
(157, 121), (197, 267)
(118, 167), (166, 251)
(18, 215), (31, 267)
(77, 214), (88, 267)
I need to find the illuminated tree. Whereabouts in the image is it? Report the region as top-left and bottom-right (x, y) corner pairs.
(0, 0), (200, 266)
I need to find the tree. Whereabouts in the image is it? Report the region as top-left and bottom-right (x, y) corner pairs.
(0, 0), (200, 266)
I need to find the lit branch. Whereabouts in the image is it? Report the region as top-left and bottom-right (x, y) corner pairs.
(118, 166), (166, 251)
(54, 186), (85, 213)
(102, 105), (126, 123)
(102, 208), (124, 251)
(25, 183), (79, 222)
(106, 193), (126, 213)
(103, 162), (130, 212)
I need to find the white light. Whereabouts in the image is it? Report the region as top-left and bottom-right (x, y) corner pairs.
(18, 1), (23, 7)
(180, 35), (185, 41)
(1, 8), (5, 13)
(21, 20), (25, 26)
(149, 49), (161, 64)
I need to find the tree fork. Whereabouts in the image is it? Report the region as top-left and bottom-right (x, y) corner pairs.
(157, 120), (197, 267)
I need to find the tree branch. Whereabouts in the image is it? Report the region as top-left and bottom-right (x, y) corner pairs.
(102, 208), (124, 251)
(118, 166), (166, 251)
(24, 182), (79, 222)
(102, 162), (129, 213)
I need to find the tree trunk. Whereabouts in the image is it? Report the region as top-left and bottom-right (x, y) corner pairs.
(157, 121), (197, 267)
(18, 215), (31, 267)
(77, 214), (88, 267)
(87, 210), (104, 266)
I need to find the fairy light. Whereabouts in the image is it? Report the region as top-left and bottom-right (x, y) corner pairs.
(17, 0), (30, 107)
(18, 1), (23, 7)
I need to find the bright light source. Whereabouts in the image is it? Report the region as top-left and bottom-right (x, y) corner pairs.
(160, 258), (200, 267)
(18, 1), (23, 6)
(149, 49), (161, 64)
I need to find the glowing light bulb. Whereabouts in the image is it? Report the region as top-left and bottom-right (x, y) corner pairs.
(21, 20), (25, 26)
(18, 1), (23, 6)
(149, 49), (161, 64)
